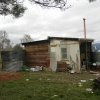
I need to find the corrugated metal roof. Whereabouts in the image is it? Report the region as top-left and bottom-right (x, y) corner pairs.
(22, 39), (49, 45)
(22, 36), (94, 45)
(48, 36), (94, 41)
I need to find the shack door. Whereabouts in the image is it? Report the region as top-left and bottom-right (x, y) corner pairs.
(80, 41), (92, 69)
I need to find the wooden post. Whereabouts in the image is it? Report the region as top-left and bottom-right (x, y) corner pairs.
(83, 18), (86, 39)
(83, 18), (88, 70)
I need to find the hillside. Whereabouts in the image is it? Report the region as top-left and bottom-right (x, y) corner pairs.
(92, 43), (100, 52)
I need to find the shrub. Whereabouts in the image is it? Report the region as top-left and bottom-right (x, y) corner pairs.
(19, 65), (30, 72)
(93, 77), (100, 95)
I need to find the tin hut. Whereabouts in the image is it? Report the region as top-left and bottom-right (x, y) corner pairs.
(22, 37), (93, 72)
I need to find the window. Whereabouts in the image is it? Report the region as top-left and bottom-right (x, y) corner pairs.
(61, 48), (67, 59)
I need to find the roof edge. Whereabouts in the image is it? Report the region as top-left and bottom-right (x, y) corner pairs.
(22, 36), (94, 45)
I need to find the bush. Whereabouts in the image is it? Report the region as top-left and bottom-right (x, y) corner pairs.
(93, 77), (100, 95)
(19, 65), (30, 72)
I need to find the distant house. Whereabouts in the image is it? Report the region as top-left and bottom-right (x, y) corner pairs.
(22, 37), (93, 72)
(92, 43), (100, 52)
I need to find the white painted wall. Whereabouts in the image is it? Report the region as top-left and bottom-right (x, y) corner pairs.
(68, 41), (80, 72)
(50, 40), (60, 71)
(50, 39), (81, 72)
(50, 40), (61, 61)
(50, 52), (57, 71)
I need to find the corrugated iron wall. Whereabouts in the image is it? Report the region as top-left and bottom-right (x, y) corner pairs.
(24, 43), (50, 67)
(1, 51), (24, 71)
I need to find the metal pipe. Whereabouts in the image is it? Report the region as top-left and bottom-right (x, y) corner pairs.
(83, 18), (88, 70)
(83, 18), (86, 39)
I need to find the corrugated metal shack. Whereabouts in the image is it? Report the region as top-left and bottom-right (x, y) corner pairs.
(22, 37), (93, 72)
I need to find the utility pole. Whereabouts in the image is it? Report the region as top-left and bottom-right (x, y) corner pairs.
(83, 18), (86, 39)
(83, 18), (88, 70)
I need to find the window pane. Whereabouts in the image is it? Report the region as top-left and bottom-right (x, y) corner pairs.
(61, 48), (67, 59)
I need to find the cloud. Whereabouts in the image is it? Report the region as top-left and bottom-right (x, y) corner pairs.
(0, 0), (100, 44)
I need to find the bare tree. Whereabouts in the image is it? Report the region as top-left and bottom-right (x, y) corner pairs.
(21, 34), (33, 43)
(30, 0), (69, 9)
(89, 0), (96, 2)
(0, 30), (11, 50)
(0, 0), (97, 17)
(28, 0), (97, 10)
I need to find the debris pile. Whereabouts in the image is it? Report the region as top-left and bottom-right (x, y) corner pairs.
(30, 66), (43, 72)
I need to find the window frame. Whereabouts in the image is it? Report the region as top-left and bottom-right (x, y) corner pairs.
(61, 48), (67, 59)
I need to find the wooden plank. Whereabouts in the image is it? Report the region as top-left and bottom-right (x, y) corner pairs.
(24, 43), (50, 67)
(25, 44), (49, 52)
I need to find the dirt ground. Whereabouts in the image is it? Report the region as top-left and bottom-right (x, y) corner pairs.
(0, 72), (21, 81)
(0, 71), (100, 82)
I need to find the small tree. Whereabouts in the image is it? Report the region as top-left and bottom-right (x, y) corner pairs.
(21, 34), (33, 43)
(0, 30), (11, 51)
(13, 44), (23, 51)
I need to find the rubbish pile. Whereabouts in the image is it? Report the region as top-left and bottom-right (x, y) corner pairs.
(20, 65), (43, 72)
(30, 66), (43, 72)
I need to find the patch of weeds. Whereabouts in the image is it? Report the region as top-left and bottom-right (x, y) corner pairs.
(19, 65), (30, 72)
(26, 95), (32, 98)
(92, 77), (100, 95)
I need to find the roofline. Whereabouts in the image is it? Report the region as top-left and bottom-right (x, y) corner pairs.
(48, 36), (94, 42)
(48, 36), (79, 41)
(22, 39), (49, 45)
(22, 36), (94, 45)
(79, 38), (94, 42)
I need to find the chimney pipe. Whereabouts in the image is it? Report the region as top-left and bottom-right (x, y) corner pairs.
(83, 18), (86, 39)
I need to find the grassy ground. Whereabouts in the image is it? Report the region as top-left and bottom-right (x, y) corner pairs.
(0, 71), (100, 100)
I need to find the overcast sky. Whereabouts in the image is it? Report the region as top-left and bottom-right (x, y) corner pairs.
(0, 0), (100, 44)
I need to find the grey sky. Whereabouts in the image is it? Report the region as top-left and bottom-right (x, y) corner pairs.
(0, 0), (100, 44)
